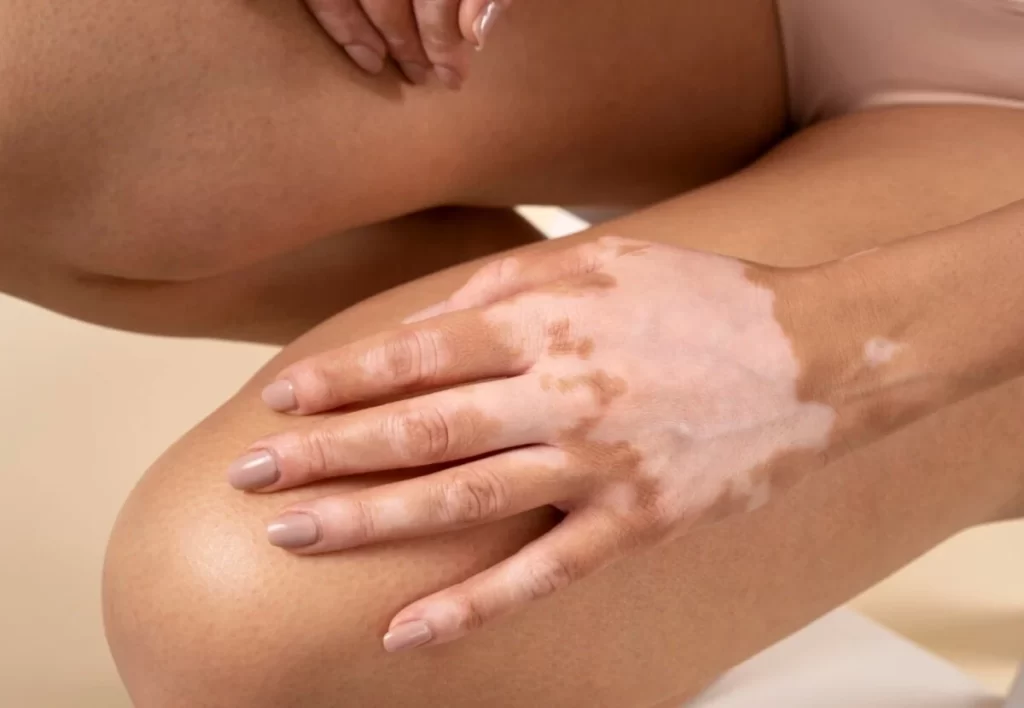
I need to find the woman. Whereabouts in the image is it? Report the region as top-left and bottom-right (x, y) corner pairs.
(0, 0), (1020, 705)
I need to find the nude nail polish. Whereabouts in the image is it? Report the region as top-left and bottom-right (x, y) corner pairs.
(382, 621), (433, 653)
(227, 450), (280, 491)
(267, 513), (321, 549)
(344, 43), (385, 74)
(434, 65), (462, 90)
(261, 380), (297, 413)
(473, 2), (503, 48)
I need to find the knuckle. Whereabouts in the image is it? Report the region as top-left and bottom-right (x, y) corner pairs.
(619, 489), (676, 544)
(486, 256), (522, 288)
(450, 592), (487, 633)
(442, 467), (511, 524)
(626, 511), (671, 547)
(390, 407), (451, 463)
(573, 243), (607, 273)
(297, 427), (336, 478)
(304, 358), (344, 409)
(349, 499), (377, 544)
(381, 333), (418, 383)
(522, 554), (575, 600)
(380, 329), (441, 388)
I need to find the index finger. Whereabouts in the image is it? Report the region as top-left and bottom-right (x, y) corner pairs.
(262, 306), (540, 414)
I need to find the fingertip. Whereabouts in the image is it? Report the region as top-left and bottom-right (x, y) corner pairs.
(398, 61), (430, 84)
(471, 1), (503, 48)
(227, 449), (281, 491)
(382, 620), (434, 653)
(267, 511), (322, 550)
(261, 380), (298, 413)
(434, 64), (463, 90)
(343, 43), (386, 74)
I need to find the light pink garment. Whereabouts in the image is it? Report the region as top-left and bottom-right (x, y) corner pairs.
(777, 0), (1024, 125)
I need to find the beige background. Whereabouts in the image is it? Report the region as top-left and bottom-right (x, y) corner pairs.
(0, 256), (1021, 705)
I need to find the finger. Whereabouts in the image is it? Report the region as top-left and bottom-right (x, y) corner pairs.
(265, 446), (580, 552)
(404, 239), (627, 324)
(234, 376), (550, 491)
(359, 0), (432, 84)
(412, 0), (468, 89)
(306, 0), (388, 74)
(458, 0), (509, 49)
(261, 306), (539, 415)
(382, 509), (633, 651)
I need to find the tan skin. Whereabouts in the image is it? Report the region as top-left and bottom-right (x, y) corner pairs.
(105, 107), (1024, 708)
(301, 0), (507, 85)
(249, 204), (1024, 652)
(0, 0), (783, 333)
(0, 0), (1021, 705)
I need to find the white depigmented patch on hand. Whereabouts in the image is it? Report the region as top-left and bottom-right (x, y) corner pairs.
(481, 249), (838, 526)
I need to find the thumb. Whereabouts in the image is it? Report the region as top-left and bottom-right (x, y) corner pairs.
(404, 242), (607, 324)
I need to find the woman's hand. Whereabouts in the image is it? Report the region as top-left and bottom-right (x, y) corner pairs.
(305, 0), (507, 88)
(229, 236), (875, 652)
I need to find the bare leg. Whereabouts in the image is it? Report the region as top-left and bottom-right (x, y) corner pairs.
(103, 105), (1024, 708)
(15, 208), (544, 343)
(0, 0), (786, 336)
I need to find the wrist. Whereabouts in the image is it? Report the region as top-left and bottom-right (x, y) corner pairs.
(774, 252), (952, 448)
(786, 203), (1024, 449)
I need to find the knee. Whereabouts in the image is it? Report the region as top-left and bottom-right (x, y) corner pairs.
(101, 430), (551, 707)
(102, 467), (371, 707)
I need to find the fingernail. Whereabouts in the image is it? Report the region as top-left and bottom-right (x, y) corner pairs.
(261, 380), (297, 413)
(399, 61), (430, 84)
(344, 43), (385, 74)
(434, 65), (462, 90)
(267, 512), (321, 549)
(473, 2), (503, 48)
(227, 450), (280, 491)
(383, 621), (433, 653)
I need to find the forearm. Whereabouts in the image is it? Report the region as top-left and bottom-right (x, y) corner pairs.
(813, 198), (1024, 440)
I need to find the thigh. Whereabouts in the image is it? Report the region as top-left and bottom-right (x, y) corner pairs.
(0, 0), (785, 281)
(103, 106), (1024, 708)
(13, 208), (545, 343)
